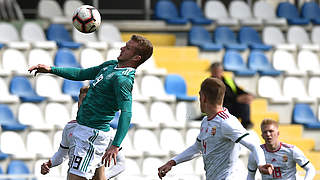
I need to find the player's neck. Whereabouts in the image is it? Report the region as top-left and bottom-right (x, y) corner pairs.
(266, 141), (281, 152)
(206, 105), (223, 119)
(118, 60), (137, 69)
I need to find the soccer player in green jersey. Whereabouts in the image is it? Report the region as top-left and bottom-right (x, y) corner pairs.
(28, 35), (153, 180)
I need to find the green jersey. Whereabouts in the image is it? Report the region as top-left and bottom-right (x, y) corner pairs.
(51, 60), (134, 146)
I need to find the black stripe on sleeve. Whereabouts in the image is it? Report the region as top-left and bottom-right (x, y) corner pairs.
(196, 138), (201, 142)
(301, 161), (309, 168)
(235, 133), (249, 143)
(60, 144), (69, 149)
(248, 168), (256, 172)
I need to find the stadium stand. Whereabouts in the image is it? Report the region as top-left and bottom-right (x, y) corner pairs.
(0, 104), (28, 131)
(253, 1), (287, 27)
(276, 2), (310, 25)
(247, 50), (282, 76)
(179, 0), (212, 25)
(293, 104), (320, 129)
(188, 25), (223, 51)
(238, 26), (272, 51)
(229, 0), (263, 27)
(0, 78), (19, 103)
(223, 50), (256, 76)
(154, 0), (188, 25)
(213, 26), (247, 51)
(164, 74), (197, 101)
(301, 1), (320, 25)
(262, 26), (297, 51)
(47, 24), (82, 48)
(62, 79), (83, 101)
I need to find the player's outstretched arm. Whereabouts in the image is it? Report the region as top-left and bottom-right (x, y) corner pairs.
(303, 162), (316, 180)
(158, 160), (176, 179)
(239, 134), (273, 175)
(247, 153), (257, 180)
(28, 64), (52, 76)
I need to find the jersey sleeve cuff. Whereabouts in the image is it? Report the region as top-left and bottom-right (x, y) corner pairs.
(235, 133), (249, 143)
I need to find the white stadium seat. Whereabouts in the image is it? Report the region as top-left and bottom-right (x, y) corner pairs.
(273, 49), (305, 76)
(45, 102), (70, 129)
(287, 26), (320, 51)
(131, 101), (157, 128)
(297, 50), (320, 76)
(204, 1), (239, 26)
(308, 77), (320, 99)
(80, 48), (104, 68)
(28, 48), (54, 67)
(2, 49), (30, 76)
(26, 131), (54, 158)
(0, 22), (30, 49)
(253, 1), (287, 26)
(150, 101), (184, 128)
(98, 23), (124, 49)
(159, 128), (186, 154)
(283, 77), (316, 103)
(257, 76), (291, 103)
(72, 28), (108, 49)
(0, 78), (19, 103)
(229, 1), (263, 26)
(262, 26), (297, 51)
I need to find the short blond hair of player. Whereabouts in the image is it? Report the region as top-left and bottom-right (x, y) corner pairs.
(247, 119), (315, 180)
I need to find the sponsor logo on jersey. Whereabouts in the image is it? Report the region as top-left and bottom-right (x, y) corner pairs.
(272, 158), (277, 162)
(211, 126), (217, 136)
(283, 155), (288, 162)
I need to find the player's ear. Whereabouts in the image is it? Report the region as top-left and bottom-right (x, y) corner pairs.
(133, 55), (141, 62)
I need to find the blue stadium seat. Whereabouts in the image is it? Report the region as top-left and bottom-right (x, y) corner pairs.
(188, 26), (223, 51)
(292, 104), (320, 129)
(223, 50), (256, 76)
(7, 160), (32, 180)
(238, 26), (272, 51)
(54, 48), (81, 68)
(0, 104), (28, 131)
(0, 151), (9, 160)
(248, 50), (282, 76)
(10, 76), (46, 103)
(62, 79), (84, 101)
(180, 0), (212, 25)
(213, 26), (247, 51)
(109, 111), (135, 129)
(277, 2), (310, 25)
(301, 2), (320, 24)
(154, 0), (188, 24)
(164, 74), (197, 101)
(47, 24), (82, 48)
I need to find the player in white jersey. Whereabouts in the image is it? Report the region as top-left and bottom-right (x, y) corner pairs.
(247, 119), (315, 180)
(41, 86), (126, 180)
(158, 77), (273, 180)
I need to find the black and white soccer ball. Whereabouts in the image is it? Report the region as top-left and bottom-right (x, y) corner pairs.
(72, 5), (101, 33)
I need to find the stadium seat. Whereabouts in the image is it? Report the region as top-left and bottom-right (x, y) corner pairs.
(98, 23), (125, 48)
(106, 48), (120, 61)
(238, 26), (272, 51)
(160, 128), (186, 154)
(150, 101), (184, 128)
(10, 76), (46, 103)
(297, 50), (320, 75)
(272, 49), (305, 76)
(53, 130), (63, 151)
(73, 28), (108, 50)
(301, 1), (320, 24)
(132, 82), (149, 102)
(311, 26), (320, 44)
(180, 0), (212, 25)
(287, 26), (320, 51)
(18, 103), (54, 130)
(116, 158), (142, 179)
(283, 77), (315, 103)
(137, 55), (167, 76)
(308, 77), (320, 99)
(169, 161), (198, 179)
(223, 50), (256, 76)
(0, 78), (19, 103)
(140, 75), (175, 102)
(38, 0), (68, 24)
(248, 50), (281, 76)
(154, 0), (188, 25)
(45, 102), (70, 129)
(213, 26), (247, 51)
(109, 111), (135, 130)
(276, 2), (310, 25)
(35, 75), (72, 102)
(164, 74), (197, 101)
(47, 24), (82, 48)
(7, 160), (33, 180)
(63, 0), (83, 18)
(188, 26), (223, 51)
(293, 104), (320, 128)
(204, 0), (239, 26)
(21, 22), (57, 49)
(120, 133), (143, 158)
(257, 76), (291, 103)
(1, 131), (35, 159)
(253, 1), (287, 26)
(80, 48), (104, 68)
(229, 1), (263, 27)
(194, 157), (205, 176)
(26, 131), (54, 158)
(54, 48), (81, 68)
(0, 104), (28, 131)
(62, 79), (83, 101)
(131, 101), (157, 128)
(185, 128), (199, 147)
(176, 101), (199, 125)
(28, 48), (54, 67)
(2, 49), (29, 76)
(142, 157), (164, 177)
(0, 22), (30, 49)
(133, 129), (168, 157)
(262, 26), (297, 51)
(0, 151), (8, 161)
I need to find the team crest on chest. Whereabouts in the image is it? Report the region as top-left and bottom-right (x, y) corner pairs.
(282, 155), (288, 162)
(211, 126), (217, 136)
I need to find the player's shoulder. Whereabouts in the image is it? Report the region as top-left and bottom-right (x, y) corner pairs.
(281, 142), (295, 149)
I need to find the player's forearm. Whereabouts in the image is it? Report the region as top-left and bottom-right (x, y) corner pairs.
(240, 135), (266, 165)
(51, 66), (98, 80)
(50, 146), (69, 167)
(112, 111), (132, 147)
(304, 163), (316, 180)
(172, 141), (201, 164)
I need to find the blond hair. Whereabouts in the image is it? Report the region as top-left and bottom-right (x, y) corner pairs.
(260, 118), (279, 130)
(200, 77), (226, 105)
(131, 34), (153, 66)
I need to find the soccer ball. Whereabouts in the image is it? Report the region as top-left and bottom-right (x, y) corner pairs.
(72, 5), (101, 33)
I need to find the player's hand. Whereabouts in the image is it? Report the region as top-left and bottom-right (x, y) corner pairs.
(102, 145), (119, 167)
(28, 64), (52, 76)
(158, 160), (176, 179)
(258, 164), (274, 175)
(40, 160), (52, 175)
